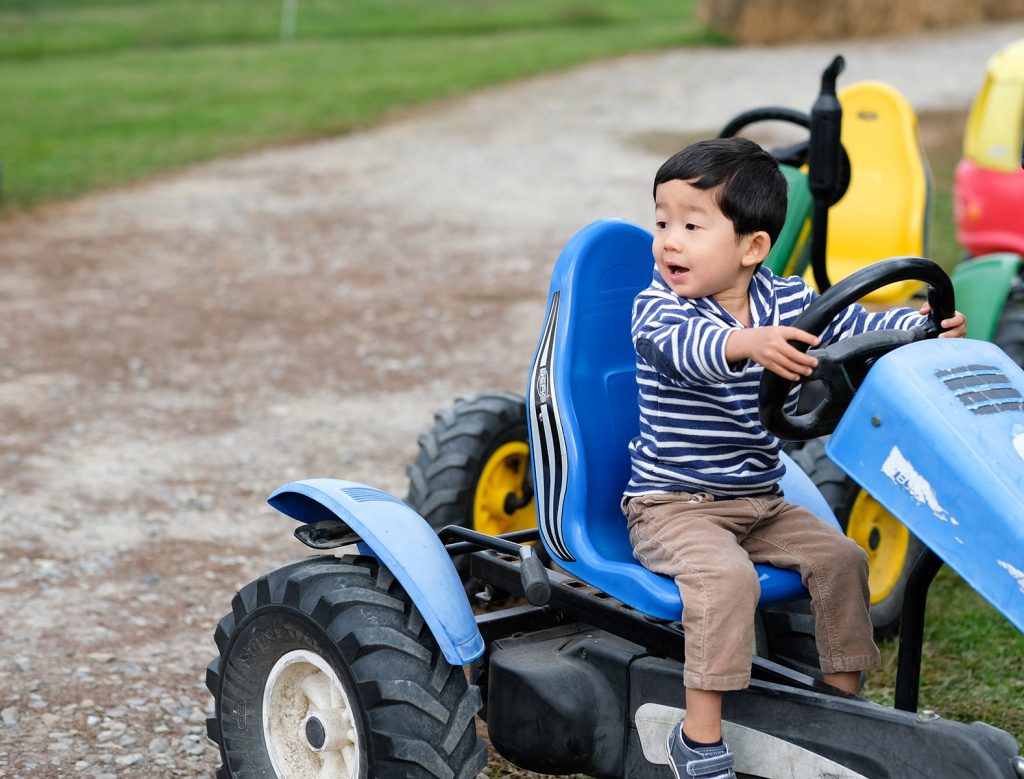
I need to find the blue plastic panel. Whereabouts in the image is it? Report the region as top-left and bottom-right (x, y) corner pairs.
(828, 338), (1024, 634)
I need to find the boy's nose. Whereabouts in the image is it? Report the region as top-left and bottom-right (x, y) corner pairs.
(663, 227), (685, 251)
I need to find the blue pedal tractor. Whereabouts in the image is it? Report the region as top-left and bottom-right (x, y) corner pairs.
(406, 54), (1024, 639)
(206, 215), (1024, 777)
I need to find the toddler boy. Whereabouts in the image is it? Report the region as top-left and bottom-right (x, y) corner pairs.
(623, 137), (966, 779)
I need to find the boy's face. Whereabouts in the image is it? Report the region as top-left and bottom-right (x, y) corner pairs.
(653, 179), (767, 303)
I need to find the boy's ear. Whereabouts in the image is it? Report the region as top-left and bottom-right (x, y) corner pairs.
(741, 231), (772, 267)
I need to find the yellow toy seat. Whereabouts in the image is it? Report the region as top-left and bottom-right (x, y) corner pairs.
(806, 81), (931, 304)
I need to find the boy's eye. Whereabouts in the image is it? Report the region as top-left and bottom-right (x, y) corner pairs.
(655, 221), (667, 230)
(685, 223), (699, 231)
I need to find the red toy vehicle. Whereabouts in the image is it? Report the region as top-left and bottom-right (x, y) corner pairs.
(954, 37), (1024, 257)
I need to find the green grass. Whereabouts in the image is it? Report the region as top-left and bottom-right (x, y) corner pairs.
(0, 0), (718, 207)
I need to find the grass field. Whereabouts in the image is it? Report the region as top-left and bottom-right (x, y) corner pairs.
(0, 0), (715, 208)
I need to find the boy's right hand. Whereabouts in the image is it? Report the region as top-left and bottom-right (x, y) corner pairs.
(725, 327), (820, 382)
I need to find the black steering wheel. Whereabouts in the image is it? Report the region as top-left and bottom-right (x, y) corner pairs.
(758, 257), (956, 441)
(718, 107), (851, 205)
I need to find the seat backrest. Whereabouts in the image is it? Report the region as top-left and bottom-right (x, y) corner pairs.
(528, 220), (648, 569)
(526, 220), (822, 618)
(816, 81), (932, 303)
(524, 175), (815, 565)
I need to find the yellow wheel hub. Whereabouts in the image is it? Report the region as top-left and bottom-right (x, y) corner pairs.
(845, 490), (909, 605)
(473, 441), (535, 536)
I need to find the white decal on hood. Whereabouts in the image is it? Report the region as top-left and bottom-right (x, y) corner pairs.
(1013, 423), (1024, 462)
(998, 560), (1024, 595)
(881, 446), (960, 526)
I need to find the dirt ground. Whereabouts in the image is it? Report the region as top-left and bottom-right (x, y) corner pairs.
(0, 137), (551, 776)
(0, 63), (579, 777)
(2, 21), (1023, 778)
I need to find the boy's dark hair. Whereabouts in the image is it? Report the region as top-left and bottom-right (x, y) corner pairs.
(653, 137), (788, 245)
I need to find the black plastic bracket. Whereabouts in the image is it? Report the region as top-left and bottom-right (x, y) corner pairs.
(293, 519), (361, 549)
(894, 548), (944, 712)
(439, 526), (551, 606)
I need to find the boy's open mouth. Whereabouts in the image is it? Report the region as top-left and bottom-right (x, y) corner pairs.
(666, 262), (689, 280)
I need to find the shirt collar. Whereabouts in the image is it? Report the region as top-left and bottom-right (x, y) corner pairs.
(651, 265), (778, 327)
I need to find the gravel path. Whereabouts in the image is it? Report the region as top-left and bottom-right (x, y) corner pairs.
(2, 20), (1024, 777)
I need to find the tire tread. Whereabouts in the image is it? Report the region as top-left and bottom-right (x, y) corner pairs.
(207, 555), (486, 777)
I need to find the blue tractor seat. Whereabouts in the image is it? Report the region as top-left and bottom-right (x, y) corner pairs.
(526, 219), (842, 621)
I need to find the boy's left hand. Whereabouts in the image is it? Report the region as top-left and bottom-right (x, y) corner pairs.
(918, 302), (967, 338)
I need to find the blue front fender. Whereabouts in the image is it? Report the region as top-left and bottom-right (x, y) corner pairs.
(267, 478), (484, 666)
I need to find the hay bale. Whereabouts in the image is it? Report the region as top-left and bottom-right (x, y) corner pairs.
(698, 0), (1016, 45)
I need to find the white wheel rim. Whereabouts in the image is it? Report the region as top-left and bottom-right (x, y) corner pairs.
(262, 649), (361, 779)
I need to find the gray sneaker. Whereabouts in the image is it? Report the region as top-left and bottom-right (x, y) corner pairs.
(665, 721), (737, 779)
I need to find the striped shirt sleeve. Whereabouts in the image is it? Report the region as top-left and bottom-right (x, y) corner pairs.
(816, 298), (927, 345)
(632, 289), (744, 386)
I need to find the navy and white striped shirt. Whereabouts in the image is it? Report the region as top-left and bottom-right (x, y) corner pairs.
(623, 266), (925, 504)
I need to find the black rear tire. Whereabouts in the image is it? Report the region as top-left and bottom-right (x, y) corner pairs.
(406, 392), (539, 599)
(206, 555), (487, 779)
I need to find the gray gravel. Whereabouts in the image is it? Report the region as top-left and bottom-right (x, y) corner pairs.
(2, 20), (1024, 777)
